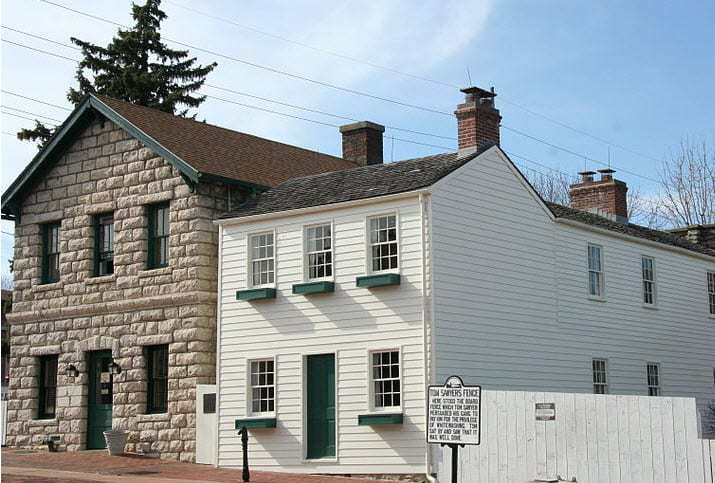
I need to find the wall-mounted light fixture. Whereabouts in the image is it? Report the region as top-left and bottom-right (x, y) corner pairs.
(66, 364), (79, 378)
(108, 361), (121, 375)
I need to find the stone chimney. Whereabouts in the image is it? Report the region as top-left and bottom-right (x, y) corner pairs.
(669, 224), (715, 249)
(455, 86), (501, 154)
(569, 168), (629, 223)
(339, 121), (385, 166)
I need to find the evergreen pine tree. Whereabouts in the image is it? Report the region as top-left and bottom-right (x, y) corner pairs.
(17, 0), (216, 146)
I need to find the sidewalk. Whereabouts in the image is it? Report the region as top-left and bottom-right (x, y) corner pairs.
(1, 449), (387, 483)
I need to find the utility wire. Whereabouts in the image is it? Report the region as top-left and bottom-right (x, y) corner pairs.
(1, 105), (62, 123)
(38, 0), (453, 117)
(1, 25), (82, 51)
(2, 110), (59, 126)
(164, 1), (662, 164)
(1, 38), (79, 62)
(2, 28), (660, 183)
(1, 90), (73, 111)
(164, 0), (460, 90)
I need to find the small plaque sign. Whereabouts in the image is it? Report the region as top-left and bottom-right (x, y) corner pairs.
(535, 402), (556, 421)
(427, 376), (481, 445)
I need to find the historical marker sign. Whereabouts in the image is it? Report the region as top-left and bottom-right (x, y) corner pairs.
(427, 376), (482, 445)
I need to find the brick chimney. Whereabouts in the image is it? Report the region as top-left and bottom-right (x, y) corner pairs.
(455, 86), (501, 154)
(569, 168), (629, 223)
(339, 121), (385, 166)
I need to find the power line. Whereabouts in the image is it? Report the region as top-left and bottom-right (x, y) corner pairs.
(37, 0), (454, 117)
(502, 124), (660, 184)
(164, 0), (460, 90)
(2, 110), (59, 126)
(1, 25), (82, 51)
(1, 105), (63, 123)
(2, 90), (73, 111)
(204, 85), (456, 141)
(2, 27), (661, 183)
(164, 1), (662, 164)
(1, 38), (79, 63)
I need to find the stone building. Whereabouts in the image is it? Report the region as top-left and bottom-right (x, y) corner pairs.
(0, 94), (356, 461)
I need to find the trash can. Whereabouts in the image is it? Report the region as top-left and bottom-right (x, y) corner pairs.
(103, 429), (128, 456)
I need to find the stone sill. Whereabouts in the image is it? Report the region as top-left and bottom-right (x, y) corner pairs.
(136, 412), (170, 422)
(28, 418), (58, 427)
(85, 274), (116, 285)
(138, 266), (173, 278)
(33, 282), (63, 293)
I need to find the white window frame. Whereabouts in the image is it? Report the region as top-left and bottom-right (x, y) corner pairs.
(708, 271), (715, 317)
(247, 357), (276, 416)
(646, 362), (661, 396)
(248, 230), (276, 288)
(592, 358), (608, 394)
(368, 348), (402, 413)
(641, 256), (656, 307)
(304, 222), (334, 281)
(587, 244), (605, 300)
(366, 213), (400, 274)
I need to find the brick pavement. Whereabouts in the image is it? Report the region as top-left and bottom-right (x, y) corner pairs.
(1, 449), (391, 483)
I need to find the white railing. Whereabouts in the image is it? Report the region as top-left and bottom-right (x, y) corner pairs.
(435, 391), (714, 483)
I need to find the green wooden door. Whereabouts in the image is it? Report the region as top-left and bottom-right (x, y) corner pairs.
(306, 354), (336, 459)
(87, 351), (113, 449)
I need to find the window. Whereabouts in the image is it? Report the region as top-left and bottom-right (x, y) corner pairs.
(647, 363), (661, 396)
(592, 358), (608, 394)
(146, 345), (168, 414)
(708, 272), (715, 315)
(369, 215), (398, 272)
(642, 256), (655, 305)
(249, 233), (275, 286)
(587, 244), (604, 297)
(249, 359), (275, 414)
(38, 355), (58, 419)
(147, 203), (169, 269)
(42, 222), (60, 284)
(372, 350), (401, 409)
(94, 213), (114, 276)
(306, 224), (332, 280)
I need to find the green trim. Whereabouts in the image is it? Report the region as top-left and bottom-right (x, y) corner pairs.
(356, 273), (401, 288)
(236, 287), (276, 301)
(292, 281), (335, 295)
(357, 413), (403, 425)
(235, 417), (276, 429)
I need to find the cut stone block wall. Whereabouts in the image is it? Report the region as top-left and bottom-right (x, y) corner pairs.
(6, 117), (239, 462)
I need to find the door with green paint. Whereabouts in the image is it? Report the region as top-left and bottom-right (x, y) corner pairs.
(306, 354), (336, 459)
(87, 351), (113, 449)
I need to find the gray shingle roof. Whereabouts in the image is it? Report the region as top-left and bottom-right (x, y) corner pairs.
(220, 150), (481, 219)
(547, 202), (715, 257)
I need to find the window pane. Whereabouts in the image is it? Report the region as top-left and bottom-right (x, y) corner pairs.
(147, 345), (168, 413)
(250, 358), (275, 414)
(372, 350), (400, 408)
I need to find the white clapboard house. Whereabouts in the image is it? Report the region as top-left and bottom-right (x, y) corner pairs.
(214, 87), (715, 476)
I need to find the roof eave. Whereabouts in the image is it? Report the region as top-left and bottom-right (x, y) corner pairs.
(215, 188), (431, 226)
(555, 217), (715, 262)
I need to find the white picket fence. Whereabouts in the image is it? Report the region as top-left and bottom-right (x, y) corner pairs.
(435, 391), (714, 483)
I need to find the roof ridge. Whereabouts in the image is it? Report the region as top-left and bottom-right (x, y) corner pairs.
(94, 94), (355, 165)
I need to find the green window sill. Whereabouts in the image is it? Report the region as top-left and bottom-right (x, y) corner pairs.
(356, 273), (401, 288)
(235, 417), (277, 429)
(292, 281), (335, 295)
(357, 413), (403, 426)
(236, 288), (276, 301)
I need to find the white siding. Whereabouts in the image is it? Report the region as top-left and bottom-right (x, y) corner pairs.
(431, 148), (715, 414)
(217, 197), (427, 474)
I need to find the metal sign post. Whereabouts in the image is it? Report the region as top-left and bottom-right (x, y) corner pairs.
(427, 376), (482, 483)
(238, 426), (250, 482)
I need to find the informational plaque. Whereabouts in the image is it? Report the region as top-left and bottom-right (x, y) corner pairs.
(427, 376), (481, 445)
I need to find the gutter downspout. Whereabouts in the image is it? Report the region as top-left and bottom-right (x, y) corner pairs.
(214, 223), (224, 467)
(419, 193), (439, 483)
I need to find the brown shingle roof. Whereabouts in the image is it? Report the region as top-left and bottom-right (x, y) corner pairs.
(97, 95), (357, 187)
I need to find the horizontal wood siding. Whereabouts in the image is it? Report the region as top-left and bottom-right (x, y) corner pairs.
(218, 197), (426, 474)
(431, 149), (715, 415)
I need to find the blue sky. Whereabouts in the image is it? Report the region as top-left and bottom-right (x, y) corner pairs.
(1, 0), (714, 280)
